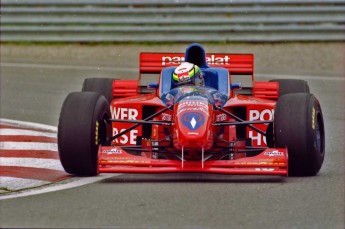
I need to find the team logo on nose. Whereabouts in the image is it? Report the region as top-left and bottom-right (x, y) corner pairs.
(181, 112), (205, 130)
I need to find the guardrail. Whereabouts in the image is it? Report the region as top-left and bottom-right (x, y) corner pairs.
(1, 0), (345, 42)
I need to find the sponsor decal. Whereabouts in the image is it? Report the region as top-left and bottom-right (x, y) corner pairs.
(95, 121), (99, 145)
(177, 100), (209, 116)
(248, 109), (274, 146)
(248, 131), (267, 146)
(249, 109), (274, 121)
(206, 55), (230, 65)
(255, 168), (275, 171)
(264, 150), (284, 157)
(111, 107), (139, 145)
(188, 132), (199, 135)
(112, 128), (138, 145)
(181, 112), (205, 130)
(179, 100), (208, 109)
(216, 113), (227, 122)
(161, 55), (230, 66)
(101, 158), (150, 164)
(177, 107), (209, 116)
(235, 162), (286, 166)
(162, 56), (184, 66)
(162, 113), (172, 121)
(102, 148), (123, 155)
(111, 107), (138, 120)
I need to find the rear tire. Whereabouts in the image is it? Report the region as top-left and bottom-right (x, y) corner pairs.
(58, 92), (111, 176)
(82, 78), (114, 103)
(270, 79), (310, 97)
(274, 93), (325, 176)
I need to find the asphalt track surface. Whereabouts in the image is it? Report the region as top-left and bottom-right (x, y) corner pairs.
(0, 43), (344, 229)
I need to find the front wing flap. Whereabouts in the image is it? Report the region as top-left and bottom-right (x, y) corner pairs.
(98, 146), (288, 176)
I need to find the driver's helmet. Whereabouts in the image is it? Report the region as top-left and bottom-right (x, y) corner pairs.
(172, 62), (204, 86)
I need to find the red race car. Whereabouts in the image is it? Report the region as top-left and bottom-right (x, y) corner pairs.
(58, 44), (325, 177)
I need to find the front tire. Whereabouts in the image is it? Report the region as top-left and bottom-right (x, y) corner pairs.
(58, 92), (111, 176)
(274, 93), (325, 176)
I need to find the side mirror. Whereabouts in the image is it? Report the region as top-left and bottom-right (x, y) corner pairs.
(147, 82), (159, 89)
(230, 83), (242, 90)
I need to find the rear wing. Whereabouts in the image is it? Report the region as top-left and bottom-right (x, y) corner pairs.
(139, 52), (254, 81)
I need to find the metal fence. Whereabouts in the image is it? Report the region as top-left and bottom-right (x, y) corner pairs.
(1, 0), (345, 42)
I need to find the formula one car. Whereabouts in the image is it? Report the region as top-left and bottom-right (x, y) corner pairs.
(58, 43), (325, 177)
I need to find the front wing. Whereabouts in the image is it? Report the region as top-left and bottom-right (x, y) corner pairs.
(98, 146), (288, 176)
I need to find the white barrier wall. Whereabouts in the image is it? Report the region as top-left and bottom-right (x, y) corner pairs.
(1, 0), (345, 42)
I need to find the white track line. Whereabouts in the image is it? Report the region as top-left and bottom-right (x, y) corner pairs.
(0, 128), (57, 138)
(0, 118), (57, 132)
(256, 73), (345, 81)
(0, 174), (116, 200)
(0, 62), (136, 72)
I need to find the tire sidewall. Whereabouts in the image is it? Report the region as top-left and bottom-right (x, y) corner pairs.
(306, 96), (325, 174)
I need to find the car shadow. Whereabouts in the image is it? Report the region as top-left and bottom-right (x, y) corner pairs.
(100, 173), (286, 184)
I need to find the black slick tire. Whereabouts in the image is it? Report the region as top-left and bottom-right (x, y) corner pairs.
(82, 78), (114, 103)
(273, 93), (325, 176)
(58, 92), (111, 176)
(270, 79), (310, 97)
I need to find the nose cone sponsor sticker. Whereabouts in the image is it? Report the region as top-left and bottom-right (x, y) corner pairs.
(181, 112), (205, 130)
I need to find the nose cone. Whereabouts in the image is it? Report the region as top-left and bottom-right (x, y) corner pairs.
(173, 99), (213, 150)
